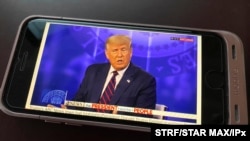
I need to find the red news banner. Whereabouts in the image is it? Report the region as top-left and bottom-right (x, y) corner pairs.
(92, 103), (152, 115)
(151, 125), (249, 137)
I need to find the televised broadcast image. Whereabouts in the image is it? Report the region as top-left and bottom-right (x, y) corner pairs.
(25, 21), (202, 125)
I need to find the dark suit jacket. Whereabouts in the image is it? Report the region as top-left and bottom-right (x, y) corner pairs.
(73, 63), (156, 111)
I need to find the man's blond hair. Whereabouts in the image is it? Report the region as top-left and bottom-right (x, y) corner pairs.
(105, 35), (131, 49)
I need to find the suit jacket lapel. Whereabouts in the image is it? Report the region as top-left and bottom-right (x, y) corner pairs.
(90, 64), (110, 102)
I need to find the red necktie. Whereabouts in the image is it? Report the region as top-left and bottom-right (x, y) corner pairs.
(99, 71), (118, 112)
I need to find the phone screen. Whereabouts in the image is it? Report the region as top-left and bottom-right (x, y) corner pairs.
(2, 17), (228, 129)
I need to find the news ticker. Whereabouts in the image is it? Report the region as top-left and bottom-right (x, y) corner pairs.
(65, 100), (200, 124)
(64, 100), (199, 122)
(27, 100), (201, 125)
(151, 125), (249, 137)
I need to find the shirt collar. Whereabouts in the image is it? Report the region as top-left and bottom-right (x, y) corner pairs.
(109, 63), (130, 76)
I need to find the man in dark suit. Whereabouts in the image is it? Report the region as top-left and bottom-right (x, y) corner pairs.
(73, 35), (156, 115)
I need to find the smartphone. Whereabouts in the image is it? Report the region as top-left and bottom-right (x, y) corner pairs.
(0, 15), (248, 132)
